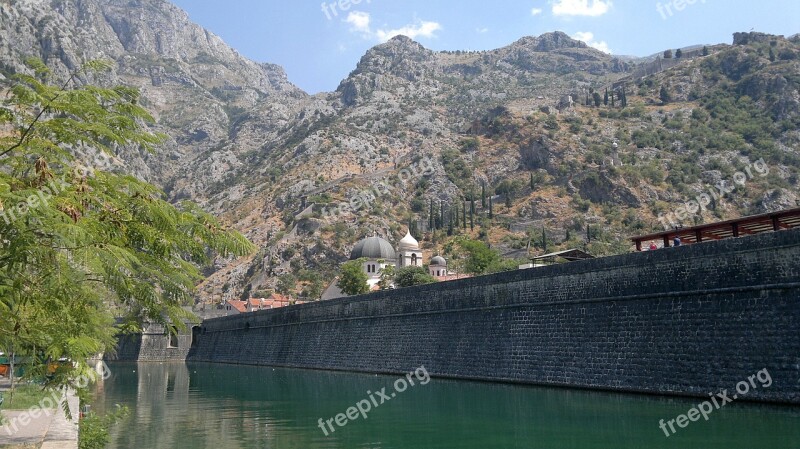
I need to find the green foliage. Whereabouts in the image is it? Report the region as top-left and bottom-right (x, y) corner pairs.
(393, 266), (437, 288)
(458, 138), (480, 153)
(0, 60), (255, 393)
(1, 383), (54, 410)
(79, 405), (129, 449)
(377, 264), (395, 290)
(458, 239), (500, 275)
(441, 148), (474, 192)
(276, 273), (297, 295)
(660, 85), (672, 104)
(337, 259), (369, 296)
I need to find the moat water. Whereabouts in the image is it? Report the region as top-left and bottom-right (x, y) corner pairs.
(96, 362), (799, 449)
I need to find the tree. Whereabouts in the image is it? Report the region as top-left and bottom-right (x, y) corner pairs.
(393, 266), (437, 288)
(769, 47), (776, 62)
(462, 199), (467, 230)
(488, 195), (494, 219)
(664, 49), (673, 59)
(675, 48), (683, 58)
(530, 173), (535, 190)
(702, 46), (710, 56)
(0, 59), (254, 392)
(377, 264), (395, 290)
(276, 274), (297, 295)
(337, 259), (369, 296)
(611, 90), (616, 107)
(429, 199), (434, 231)
(541, 227), (548, 253)
(604, 88), (609, 106)
(593, 92), (602, 107)
(469, 198), (475, 230)
(459, 239), (500, 275)
(481, 182), (486, 208)
(660, 85), (672, 104)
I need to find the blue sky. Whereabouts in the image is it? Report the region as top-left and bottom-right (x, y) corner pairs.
(170, 0), (800, 94)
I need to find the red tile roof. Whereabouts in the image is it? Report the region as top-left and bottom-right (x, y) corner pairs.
(225, 300), (247, 313)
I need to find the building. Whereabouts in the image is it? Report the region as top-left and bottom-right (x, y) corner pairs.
(322, 231), (449, 299)
(348, 235), (398, 290)
(429, 255), (448, 278)
(224, 300), (247, 315)
(397, 231), (423, 268)
(224, 294), (297, 316)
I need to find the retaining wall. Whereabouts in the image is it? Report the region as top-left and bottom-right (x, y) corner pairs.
(190, 229), (800, 404)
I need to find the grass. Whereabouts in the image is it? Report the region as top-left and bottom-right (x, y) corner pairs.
(1, 384), (56, 410)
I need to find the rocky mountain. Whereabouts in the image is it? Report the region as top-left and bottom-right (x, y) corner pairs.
(1, 0), (798, 303)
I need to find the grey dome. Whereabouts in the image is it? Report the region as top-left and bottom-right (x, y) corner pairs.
(430, 256), (447, 266)
(350, 237), (396, 260)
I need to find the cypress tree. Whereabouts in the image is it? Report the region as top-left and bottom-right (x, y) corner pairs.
(604, 88), (609, 106)
(462, 200), (467, 229)
(470, 198), (475, 230)
(542, 227), (547, 253)
(429, 199), (434, 230)
(530, 172), (535, 190)
(481, 182), (486, 208)
(489, 195), (494, 219)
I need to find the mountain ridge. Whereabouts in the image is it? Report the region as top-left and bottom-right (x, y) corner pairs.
(1, 0), (798, 304)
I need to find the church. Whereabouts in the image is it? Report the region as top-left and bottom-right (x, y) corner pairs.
(320, 231), (448, 300)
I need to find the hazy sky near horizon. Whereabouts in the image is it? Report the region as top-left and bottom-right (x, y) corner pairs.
(169, 0), (800, 94)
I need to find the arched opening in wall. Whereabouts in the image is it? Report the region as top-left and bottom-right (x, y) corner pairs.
(167, 326), (179, 349)
(412, 254), (418, 266)
(190, 326), (201, 349)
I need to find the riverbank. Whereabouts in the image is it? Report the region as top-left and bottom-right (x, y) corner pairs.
(0, 378), (78, 449)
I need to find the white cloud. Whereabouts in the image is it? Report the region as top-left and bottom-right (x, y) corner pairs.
(375, 20), (442, 42)
(572, 31), (611, 53)
(344, 12), (442, 43)
(552, 0), (612, 17)
(531, 7), (543, 16)
(476, 27), (489, 33)
(345, 11), (371, 34)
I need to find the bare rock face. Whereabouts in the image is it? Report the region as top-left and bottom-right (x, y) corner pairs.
(0, 0), (307, 199)
(3, 4), (798, 300)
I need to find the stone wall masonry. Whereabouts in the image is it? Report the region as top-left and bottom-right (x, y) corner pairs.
(107, 323), (193, 362)
(190, 229), (800, 404)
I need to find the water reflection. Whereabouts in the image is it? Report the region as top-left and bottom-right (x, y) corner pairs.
(96, 363), (800, 449)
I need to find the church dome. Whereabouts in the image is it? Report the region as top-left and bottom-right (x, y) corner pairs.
(350, 236), (397, 260)
(398, 231), (420, 251)
(430, 255), (447, 266)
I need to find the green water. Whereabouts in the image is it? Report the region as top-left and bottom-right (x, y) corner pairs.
(96, 363), (799, 449)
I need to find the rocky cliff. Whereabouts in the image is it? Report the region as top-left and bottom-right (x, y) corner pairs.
(1, 1), (798, 303)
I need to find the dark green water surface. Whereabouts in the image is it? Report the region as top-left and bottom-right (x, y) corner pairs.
(96, 362), (799, 449)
